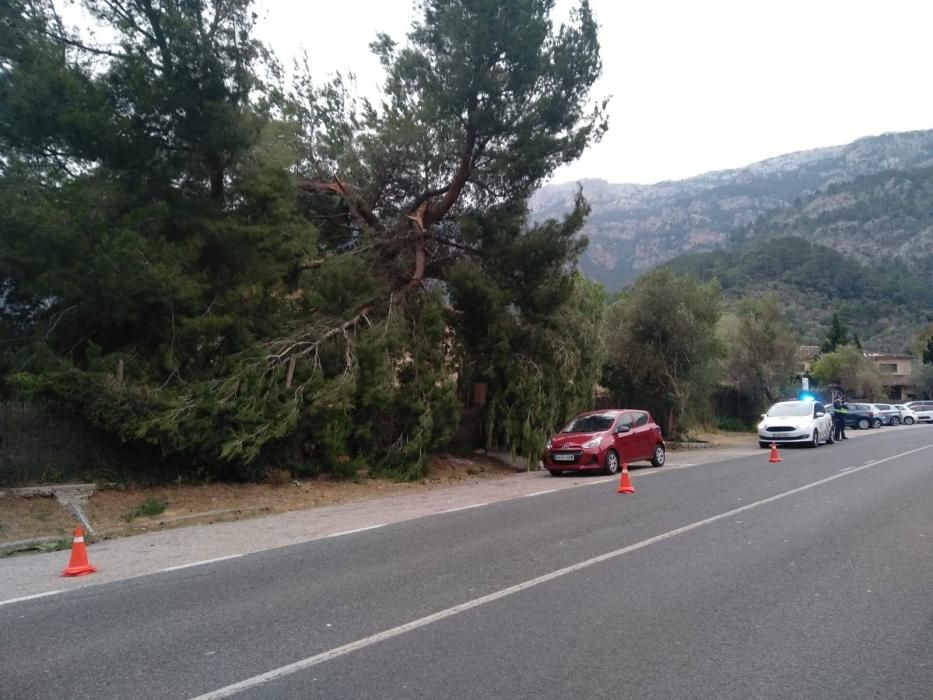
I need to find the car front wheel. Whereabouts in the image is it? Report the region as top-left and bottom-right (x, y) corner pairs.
(858, 418), (870, 430)
(810, 430), (820, 448)
(604, 450), (620, 475)
(890, 416), (900, 426)
(651, 444), (666, 467)
(904, 417), (915, 425)
(872, 418), (883, 428)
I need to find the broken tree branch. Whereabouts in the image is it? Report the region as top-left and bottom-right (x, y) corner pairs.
(300, 176), (385, 233)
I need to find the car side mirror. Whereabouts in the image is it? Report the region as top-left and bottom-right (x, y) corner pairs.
(816, 411), (825, 417)
(760, 414), (767, 420)
(616, 425), (630, 434)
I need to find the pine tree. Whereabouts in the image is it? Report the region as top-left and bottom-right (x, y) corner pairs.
(821, 312), (851, 354)
(1, 0), (609, 477)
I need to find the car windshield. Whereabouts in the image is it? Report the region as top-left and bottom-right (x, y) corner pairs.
(766, 402), (812, 417)
(562, 415), (615, 433)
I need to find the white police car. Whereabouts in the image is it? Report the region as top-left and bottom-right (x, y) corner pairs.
(758, 399), (835, 449)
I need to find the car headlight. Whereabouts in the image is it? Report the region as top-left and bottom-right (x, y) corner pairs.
(581, 438), (601, 449)
(757, 422), (765, 431)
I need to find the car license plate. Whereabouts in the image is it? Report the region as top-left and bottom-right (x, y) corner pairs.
(553, 453), (575, 462)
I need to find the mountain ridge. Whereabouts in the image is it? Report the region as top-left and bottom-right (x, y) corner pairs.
(531, 129), (933, 292)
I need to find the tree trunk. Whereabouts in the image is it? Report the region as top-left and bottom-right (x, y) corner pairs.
(208, 154), (225, 202)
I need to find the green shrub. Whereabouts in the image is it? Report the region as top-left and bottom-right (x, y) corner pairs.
(122, 497), (168, 522)
(716, 416), (754, 432)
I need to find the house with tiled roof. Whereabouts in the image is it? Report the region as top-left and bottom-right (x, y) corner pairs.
(864, 352), (914, 401)
(795, 345), (821, 377)
(797, 345), (917, 401)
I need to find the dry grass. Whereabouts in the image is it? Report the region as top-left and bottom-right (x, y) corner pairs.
(0, 454), (518, 547)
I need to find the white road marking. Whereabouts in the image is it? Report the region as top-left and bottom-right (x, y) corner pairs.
(160, 554), (243, 573)
(190, 442), (933, 700)
(438, 504), (487, 514)
(524, 490), (558, 497)
(0, 589), (64, 607)
(324, 525), (385, 539)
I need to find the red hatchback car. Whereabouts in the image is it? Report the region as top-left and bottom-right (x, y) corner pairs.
(544, 409), (666, 476)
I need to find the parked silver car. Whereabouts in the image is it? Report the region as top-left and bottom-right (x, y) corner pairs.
(870, 403), (900, 426)
(906, 401), (933, 423)
(893, 404), (918, 425)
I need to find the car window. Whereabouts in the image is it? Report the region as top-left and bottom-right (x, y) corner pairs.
(634, 412), (649, 427)
(814, 402), (825, 415)
(875, 404), (890, 410)
(617, 412), (635, 429)
(562, 415), (615, 433)
(766, 402), (811, 417)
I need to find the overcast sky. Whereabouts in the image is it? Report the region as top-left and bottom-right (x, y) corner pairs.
(257, 0), (932, 185)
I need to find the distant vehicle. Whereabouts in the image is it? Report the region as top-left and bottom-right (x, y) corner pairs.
(544, 410), (666, 476)
(758, 400), (834, 448)
(905, 401), (933, 423)
(870, 403), (899, 426)
(844, 403), (880, 430)
(893, 404), (918, 425)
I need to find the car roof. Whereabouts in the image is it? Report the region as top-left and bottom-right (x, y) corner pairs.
(574, 409), (646, 417)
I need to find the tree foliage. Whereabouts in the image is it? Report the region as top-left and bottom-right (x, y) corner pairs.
(821, 312), (850, 354)
(666, 236), (933, 351)
(809, 345), (883, 400)
(0, 0), (609, 479)
(718, 295), (798, 410)
(603, 270), (722, 437)
(910, 363), (933, 399)
(911, 323), (933, 365)
(448, 201), (607, 466)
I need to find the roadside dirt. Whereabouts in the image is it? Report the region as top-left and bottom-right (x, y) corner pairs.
(0, 454), (519, 548)
(671, 430), (751, 449)
(1, 431), (755, 550)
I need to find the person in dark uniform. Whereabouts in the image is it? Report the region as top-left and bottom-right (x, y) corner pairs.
(838, 399), (849, 439)
(832, 399), (844, 441)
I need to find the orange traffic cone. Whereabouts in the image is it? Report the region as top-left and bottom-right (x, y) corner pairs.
(62, 527), (96, 577)
(768, 442), (782, 463)
(617, 463), (635, 494)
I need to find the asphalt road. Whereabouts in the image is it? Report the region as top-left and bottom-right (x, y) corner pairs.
(2, 427), (932, 699)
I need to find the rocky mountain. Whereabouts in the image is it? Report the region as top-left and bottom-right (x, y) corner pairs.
(735, 166), (933, 276)
(662, 164), (933, 351)
(531, 129), (933, 291)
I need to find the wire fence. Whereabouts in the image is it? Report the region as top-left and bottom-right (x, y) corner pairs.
(0, 403), (162, 487)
